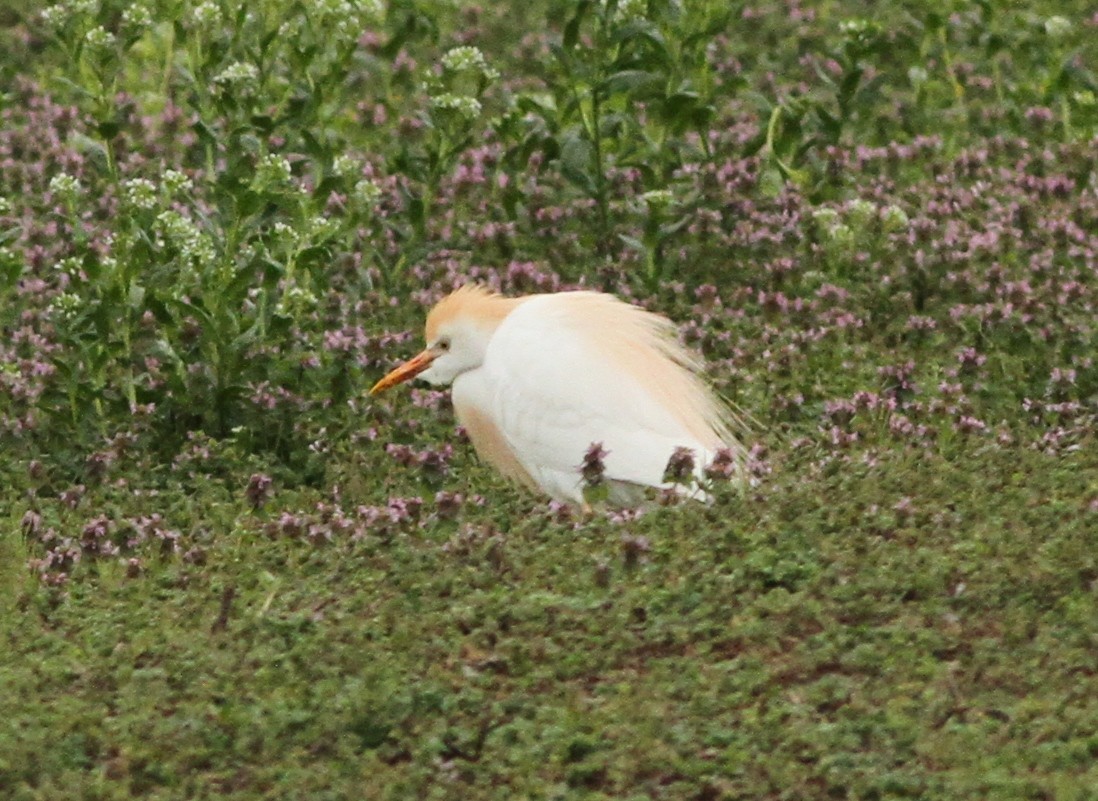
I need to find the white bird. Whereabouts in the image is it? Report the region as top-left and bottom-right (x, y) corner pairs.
(370, 286), (746, 505)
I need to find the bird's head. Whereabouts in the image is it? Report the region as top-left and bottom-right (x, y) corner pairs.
(370, 285), (523, 395)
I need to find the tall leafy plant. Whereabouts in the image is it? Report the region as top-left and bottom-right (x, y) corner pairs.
(506, 0), (733, 262)
(36, 0), (386, 447)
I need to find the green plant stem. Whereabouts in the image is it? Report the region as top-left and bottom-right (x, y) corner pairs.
(589, 91), (610, 255)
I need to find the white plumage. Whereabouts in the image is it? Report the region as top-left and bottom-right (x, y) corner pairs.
(370, 286), (745, 504)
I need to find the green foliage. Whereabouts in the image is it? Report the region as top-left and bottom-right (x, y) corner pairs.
(30, 0), (391, 445)
(503, 0), (733, 262)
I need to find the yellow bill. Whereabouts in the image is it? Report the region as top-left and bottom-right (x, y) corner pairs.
(369, 350), (436, 395)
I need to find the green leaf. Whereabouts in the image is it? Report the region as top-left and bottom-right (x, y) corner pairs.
(659, 216), (691, 238)
(758, 164), (785, 198)
(128, 284), (146, 311)
(68, 133), (110, 163)
(815, 107), (842, 142)
(96, 119), (121, 140)
(562, 1), (591, 50)
(192, 119), (219, 148)
(600, 70), (661, 98)
(0, 254), (22, 288)
(617, 234), (647, 256)
(231, 315), (266, 353)
(559, 132), (597, 197)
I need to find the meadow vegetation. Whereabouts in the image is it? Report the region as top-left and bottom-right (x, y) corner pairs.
(1, 0), (1097, 798)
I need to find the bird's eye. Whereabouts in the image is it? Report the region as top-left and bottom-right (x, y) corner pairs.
(437, 339), (450, 352)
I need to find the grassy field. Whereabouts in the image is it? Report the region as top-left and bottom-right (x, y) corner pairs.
(2, 0), (1097, 798)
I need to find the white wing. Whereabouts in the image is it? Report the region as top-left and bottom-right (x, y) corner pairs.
(475, 294), (718, 503)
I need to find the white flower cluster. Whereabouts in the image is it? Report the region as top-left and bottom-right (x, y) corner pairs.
(309, 215), (338, 239)
(255, 154), (293, 187)
(880, 205), (909, 233)
(430, 93), (482, 120)
(84, 25), (117, 52)
(1044, 16), (1072, 41)
(192, 1), (223, 28)
(214, 61), (260, 92)
(278, 283), (318, 314)
(121, 4), (152, 32)
(40, 6), (68, 30)
(53, 256), (82, 278)
(271, 221), (299, 246)
(316, 0), (381, 35)
(49, 173), (82, 200)
(846, 198), (876, 227)
(41, 0), (99, 30)
(332, 155), (359, 177)
(441, 46), (499, 81)
(279, 0), (384, 42)
(163, 169), (193, 195)
(353, 179), (382, 208)
(49, 292), (84, 321)
(121, 178), (158, 210)
(811, 207), (839, 227)
(0, 246), (17, 270)
(812, 201), (910, 240)
(156, 210), (215, 265)
(811, 207), (852, 246)
(839, 18), (871, 36)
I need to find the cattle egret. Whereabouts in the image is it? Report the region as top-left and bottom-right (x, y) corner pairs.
(370, 286), (746, 504)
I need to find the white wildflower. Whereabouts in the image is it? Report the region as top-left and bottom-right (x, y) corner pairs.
(49, 292), (84, 321)
(317, 0), (358, 35)
(121, 4), (152, 32)
(332, 155), (358, 177)
(430, 93), (482, 120)
(156, 210), (215, 265)
(847, 198), (876, 227)
(193, 1), (223, 28)
(353, 179), (383, 208)
(40, 5), (69, 31)
(839, 18), (871, 36)
(811, 207), (840, 228)
(84, 25), (117, 52)
(121, 178), (158, 210)
(214, 61), (260, 92)
(827, 223), (854, 246)
(881, 205), (910, 233)
(309, 215), (338, 238)
(278, 283), (318, 315)
(441, 46), (499, 81)
(271, 222), (299, 246)
(255, 154), (293, 187)
(49, 173), (82, 201)
(1044, 16), (1073, 41)
(163, 170), (193, 195)
(56, 257), (83, 278)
